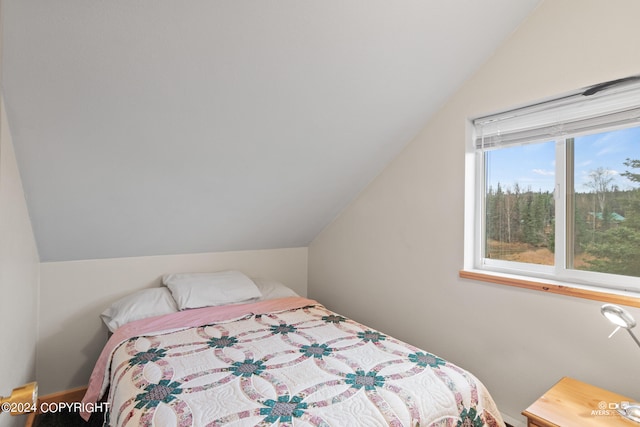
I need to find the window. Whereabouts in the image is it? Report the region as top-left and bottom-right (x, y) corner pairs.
(465, 76), (640, 298)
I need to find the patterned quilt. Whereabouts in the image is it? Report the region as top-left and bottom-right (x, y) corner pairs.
(92, 298), (503, 426)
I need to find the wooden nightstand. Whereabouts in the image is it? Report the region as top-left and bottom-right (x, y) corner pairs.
(523, 377), (636, 426)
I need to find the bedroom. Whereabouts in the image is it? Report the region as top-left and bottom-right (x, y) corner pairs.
(1, 0), (640, 426)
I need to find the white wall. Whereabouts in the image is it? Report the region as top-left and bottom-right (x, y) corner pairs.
(37, 247), (307, 394)
(0, 94), (40, 427)
(0, 4), (40, 426)
(308, 0), (640, 424)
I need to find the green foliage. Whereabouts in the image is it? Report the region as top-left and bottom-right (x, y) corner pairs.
(583, 226), (640, 276)
(581, 158), (640, 276)
(622, 158), (640, 183)
(485, 185), (553, 247)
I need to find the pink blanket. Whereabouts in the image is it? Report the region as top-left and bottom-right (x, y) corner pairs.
(80, 296), (317, 420)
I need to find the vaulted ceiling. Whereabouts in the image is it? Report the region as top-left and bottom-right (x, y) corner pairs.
(2, 0), (541, 262)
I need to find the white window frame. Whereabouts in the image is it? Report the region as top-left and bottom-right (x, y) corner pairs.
(463, 76), (640, 300)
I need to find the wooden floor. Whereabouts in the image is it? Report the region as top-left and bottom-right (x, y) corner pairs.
(30, 408), (105, 426)
(24, 386), (106, 427)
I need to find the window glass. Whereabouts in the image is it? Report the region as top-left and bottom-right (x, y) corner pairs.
(571, 125), (640, 277)
(484, 141), (555, 265)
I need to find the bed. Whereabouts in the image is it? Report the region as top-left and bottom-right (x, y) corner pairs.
(81, 272), (504, 427)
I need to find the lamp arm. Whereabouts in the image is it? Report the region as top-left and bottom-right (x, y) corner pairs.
(627, 328), (640, 350)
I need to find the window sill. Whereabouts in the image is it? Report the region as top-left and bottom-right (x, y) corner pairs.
(459, 269), (640, 308)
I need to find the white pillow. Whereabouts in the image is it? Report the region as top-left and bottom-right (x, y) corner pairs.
(253, 279), (299, 301)
(100, 287), (178, 332)
(163, 270), (262, 310)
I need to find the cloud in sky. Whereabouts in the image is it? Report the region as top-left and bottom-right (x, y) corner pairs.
(533, 168), (554, 176)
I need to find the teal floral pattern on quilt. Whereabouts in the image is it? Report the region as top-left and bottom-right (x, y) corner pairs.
(134, 380), (183, 410)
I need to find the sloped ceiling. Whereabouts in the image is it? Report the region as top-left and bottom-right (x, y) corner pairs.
(2, 0), (540, 262)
